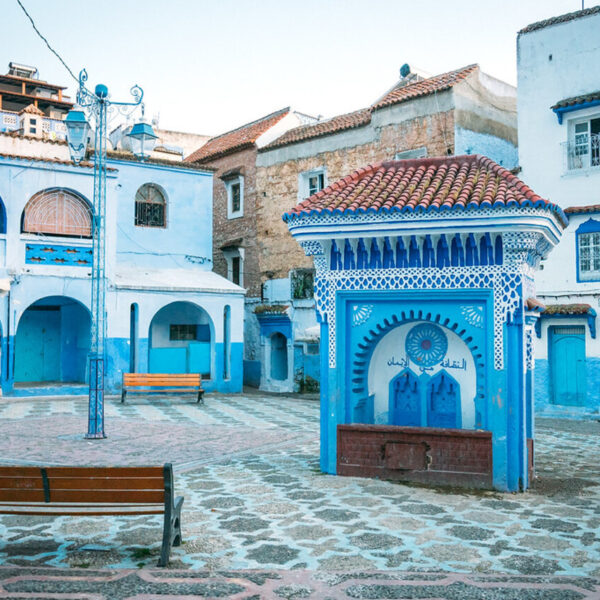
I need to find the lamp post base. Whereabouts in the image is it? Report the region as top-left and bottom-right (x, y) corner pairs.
(86, 354), (106, 439)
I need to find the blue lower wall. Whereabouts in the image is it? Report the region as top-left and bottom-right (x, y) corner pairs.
(3, 337), (244, 396)
(244, 360), (261, 388)
(534, 358), (600, 418)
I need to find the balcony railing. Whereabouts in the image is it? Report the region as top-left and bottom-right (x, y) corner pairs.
(563, 134), (600, 171)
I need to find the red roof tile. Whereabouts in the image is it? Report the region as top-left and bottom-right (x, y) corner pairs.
(565, 204), (600, 215)
(371, 65), (478, 111)
(519, 5), (600, 34)
(526, 297), (546, 312)
(261, 108), (371, 151)
(283, 155), (566, 224)
(552, 91), (600, 110)
(185, 108), (290, 163)
(262, 65), (478, 152)
(543, 303), (593, 316)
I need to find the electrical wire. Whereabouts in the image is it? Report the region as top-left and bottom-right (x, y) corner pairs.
(15, 0), (79, 84)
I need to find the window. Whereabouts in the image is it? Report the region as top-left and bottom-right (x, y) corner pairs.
(298, 168), (326, 202)
(567, 117), (600, 170)
(395, 147), (428, 160)
(169, 324), (197, 341)
(226, 176), (244, 218)
(135, 183), (166, 227)
(577, 219), (600, 281)
(223, 246), (244, 287)
(22, 188), (92, 237)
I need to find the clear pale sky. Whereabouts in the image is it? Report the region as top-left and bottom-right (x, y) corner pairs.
(0, 0), (590, 136)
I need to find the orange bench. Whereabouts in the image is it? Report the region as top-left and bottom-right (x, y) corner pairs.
(121, 373), (204, 404)
(0, 464), (183, 567)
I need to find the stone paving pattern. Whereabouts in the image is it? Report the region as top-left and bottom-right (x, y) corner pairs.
(0, 393), (599, 598)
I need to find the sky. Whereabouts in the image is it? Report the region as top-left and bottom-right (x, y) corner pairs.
(0, 0), (590, 137)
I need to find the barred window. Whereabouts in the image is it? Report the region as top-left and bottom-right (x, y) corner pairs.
(135, 183), (166, 227)
(169, 324), (197, 341)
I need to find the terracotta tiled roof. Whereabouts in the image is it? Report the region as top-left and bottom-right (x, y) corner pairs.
(262, 65), (479, 152)
(283, 155), (566, 224)
(526, 297), (546, 312)
(543, 303), (593, 316)
(19, 103), (45, 116)
(106, 150), (215, 172)
(260, 108), (371, 151)
(371, 65), (478, 111)
(0, 152), (106, 170)
(185, 108), (290, 163)
(552, 91), (600, 110)
(565, 204), (600, 215)
(519, 5), (600, 34)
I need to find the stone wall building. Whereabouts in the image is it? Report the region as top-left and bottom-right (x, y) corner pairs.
(251, 64), (518, 393)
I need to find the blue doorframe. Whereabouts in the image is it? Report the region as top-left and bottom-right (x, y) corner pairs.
(549, 325), (586, 406)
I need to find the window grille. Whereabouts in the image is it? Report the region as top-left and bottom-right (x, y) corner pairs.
(3, 114), (17, 126)
(135, 183), (166, 227)
(579, 232), (600, 273)
(22, 189), (92, 237)
(169, 324), (197, 341)
(552, 326), (585, 335)
(232, 256), (241, 285)
(231, 182), (241, 213)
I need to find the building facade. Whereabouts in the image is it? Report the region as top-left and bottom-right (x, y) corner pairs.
(185, 108), (317, 388)
(518, 6), (600, 417)
(0, 133), (244, 396)
(253, 64), (518, 393)
(284, 155), (564, 491)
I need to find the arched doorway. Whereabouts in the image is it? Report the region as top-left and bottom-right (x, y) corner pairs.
(148, 302), (213, 377)
(14, 296), (91, 385)
(270, 332), (288, 381)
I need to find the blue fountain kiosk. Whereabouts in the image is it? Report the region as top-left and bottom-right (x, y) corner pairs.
(284, 156), (565, 492)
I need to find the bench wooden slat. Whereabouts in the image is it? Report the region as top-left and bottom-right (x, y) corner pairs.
(0, 489), (165, 503)
(0, 477), (163, 492)
(45, 466), (164, 478)
(0, 504), (164, 516)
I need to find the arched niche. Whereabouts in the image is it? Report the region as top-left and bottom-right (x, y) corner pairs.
(14, 295), (91, 384)
(148, 301), (214, 377)
(367, 320), (477, 428)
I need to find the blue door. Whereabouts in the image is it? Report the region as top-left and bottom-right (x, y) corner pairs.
(390, 369), (421, 426)
(426, 370), (461, 428)
(550, 326), (586, 406)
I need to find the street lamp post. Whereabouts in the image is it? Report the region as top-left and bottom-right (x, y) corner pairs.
(65, 69), (156, 439)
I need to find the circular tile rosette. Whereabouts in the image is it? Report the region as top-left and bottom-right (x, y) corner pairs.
(405, 323), (448, 367)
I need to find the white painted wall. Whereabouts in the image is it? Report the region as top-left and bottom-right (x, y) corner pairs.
(518, 11), (600, 208)
(367, 321), (477, 428)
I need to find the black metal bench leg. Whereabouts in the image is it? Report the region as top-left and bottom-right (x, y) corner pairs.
(158, 495), (184, 566)
(121, 389), (126, 403)
(197, 391), (204, 405)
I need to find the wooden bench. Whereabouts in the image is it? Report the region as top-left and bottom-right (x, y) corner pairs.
(121, 373), (204, 404)
(0, 464), (183, 567)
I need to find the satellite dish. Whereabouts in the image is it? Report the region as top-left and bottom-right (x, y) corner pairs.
(400, 63), (411, 78)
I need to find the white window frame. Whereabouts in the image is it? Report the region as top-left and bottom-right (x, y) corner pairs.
(298, 167), (327, 203)
(395, 146), (428, 160)
(222, 246), (244, 287)
(566, 111), (600, 171)
(578, 231), (600, 281)
(226, 176), (244, 219)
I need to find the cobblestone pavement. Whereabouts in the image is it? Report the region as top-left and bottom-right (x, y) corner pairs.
(0, 393), (599, 598)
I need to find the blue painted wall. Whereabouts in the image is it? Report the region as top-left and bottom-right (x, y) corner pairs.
(454, 127), (518, 169)
(0, 154), (245, 397)
(534, 357), (600, 417)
